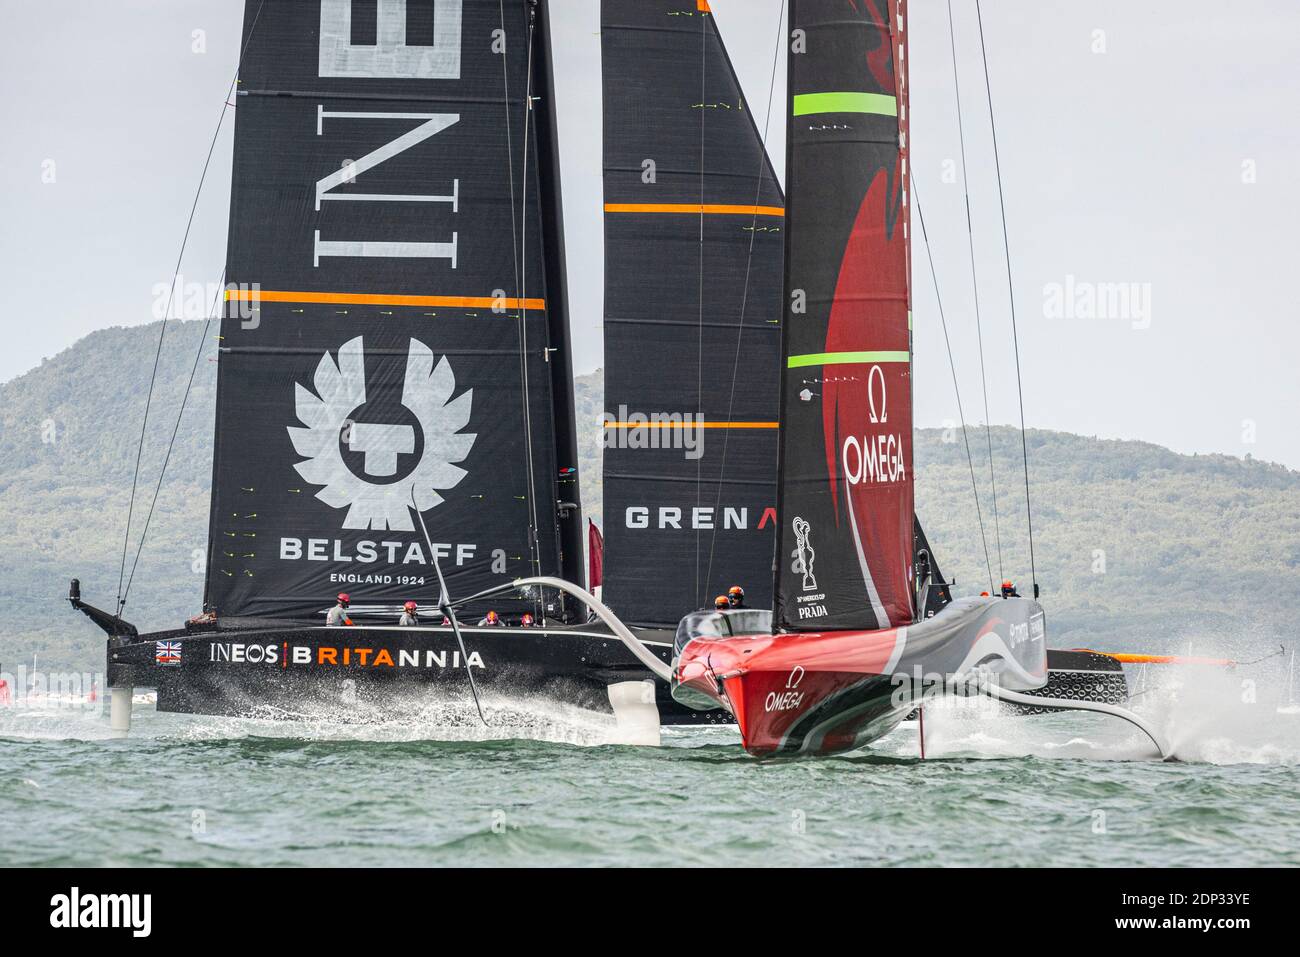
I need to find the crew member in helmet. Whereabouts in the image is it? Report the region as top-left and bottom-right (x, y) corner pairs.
(1000, 580), (1020, 599)
(478, 610), (504, 627)
(327, 593), (354, 627)
(520, 612), (536, 628)
(727, 585), (745, 609)
(713, 595), (730, 611)
(399, 601), (419, 626)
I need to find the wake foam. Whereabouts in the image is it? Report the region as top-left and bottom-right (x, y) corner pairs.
(0, 689), (629, 748)
(876, 643), (1300, 765)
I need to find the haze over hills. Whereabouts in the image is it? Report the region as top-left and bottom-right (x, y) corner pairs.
(2, 321), (1296, 674)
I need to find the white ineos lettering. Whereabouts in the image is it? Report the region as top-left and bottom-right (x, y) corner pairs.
(319, 0), (463, 79)
(315, 110), (461, 211)
(314, 231), (459, 268)
(314, 0), (463, 268)
(312, 110), (461, 268)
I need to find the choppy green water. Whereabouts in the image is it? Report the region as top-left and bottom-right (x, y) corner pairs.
(2, 666), (1298, 867)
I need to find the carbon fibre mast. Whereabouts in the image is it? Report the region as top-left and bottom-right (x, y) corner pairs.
(534, 0), (586, 600)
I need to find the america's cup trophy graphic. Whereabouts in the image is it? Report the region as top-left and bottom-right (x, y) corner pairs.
(792, 517), (816, 592)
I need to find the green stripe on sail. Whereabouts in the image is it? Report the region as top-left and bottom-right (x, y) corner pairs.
(792, 92), (897, 117)
(787, 351), (911, 369)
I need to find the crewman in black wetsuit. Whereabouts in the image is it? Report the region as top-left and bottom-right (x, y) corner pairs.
(727, 585), (745, 609)
(1000, 580), (1020, 599)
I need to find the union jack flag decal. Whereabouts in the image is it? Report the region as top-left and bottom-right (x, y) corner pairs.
(155, 640), (182, 666)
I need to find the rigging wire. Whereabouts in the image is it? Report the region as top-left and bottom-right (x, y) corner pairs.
(975, 0), (1037, 592)
(912, 179), (996, 595)
(121, 274), (226, 607)
(114, 0), (267, 618)
(947, 0), (1003, 584)
(702, 0), (787, 596)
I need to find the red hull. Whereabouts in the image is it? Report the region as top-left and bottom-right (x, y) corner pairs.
(676, 628), (906, 756)
(673, 598), (1048, 756)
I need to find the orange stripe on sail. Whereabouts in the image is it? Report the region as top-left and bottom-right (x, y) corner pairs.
(604, 203), (784, 217)
(225, 289), (546, 311)
(697, 0), (712, 11)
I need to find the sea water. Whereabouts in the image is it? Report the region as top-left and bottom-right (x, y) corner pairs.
(1, 658), (1297, 867)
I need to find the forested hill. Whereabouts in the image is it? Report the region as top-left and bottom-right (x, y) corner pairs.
(911, 425), (1300, 649)
(2, 321), (1296, 672)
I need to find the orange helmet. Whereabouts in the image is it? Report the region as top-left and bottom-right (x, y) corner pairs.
(403, 601), (418, 613)
(713, 595), (729, 610)
(727, 585), (745, 605)
(337, 593), (350, 605)
(1002, 580), (1014, 589)
(486, 610), (499, 622)
(521, 613), (535, 627)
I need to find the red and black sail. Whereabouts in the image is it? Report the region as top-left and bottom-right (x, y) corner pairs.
(600, 0), (784, 626)
(775, 0), (914, 631)
(205, 0), (574, 620)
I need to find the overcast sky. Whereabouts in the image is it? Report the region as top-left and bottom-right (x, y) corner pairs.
(3, 0), (1297, 468)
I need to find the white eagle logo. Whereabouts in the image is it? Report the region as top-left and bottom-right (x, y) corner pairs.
(287, 336), (475, 531)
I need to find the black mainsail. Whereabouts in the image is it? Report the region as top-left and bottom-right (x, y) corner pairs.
(206, 0), (577, 620)
(599, 0), (784, 626)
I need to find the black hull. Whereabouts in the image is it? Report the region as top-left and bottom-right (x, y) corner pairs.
(109, 623), (732, 726)
(108, 621), (1126, 731)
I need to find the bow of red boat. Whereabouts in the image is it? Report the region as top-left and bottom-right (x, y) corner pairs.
(673, 597), (1048, 757)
